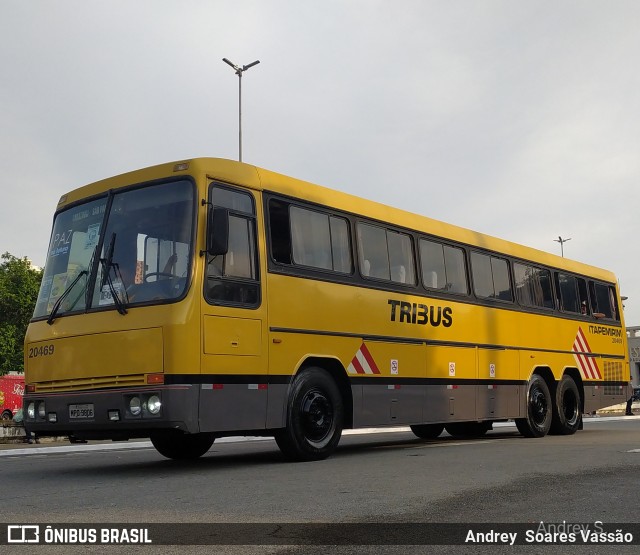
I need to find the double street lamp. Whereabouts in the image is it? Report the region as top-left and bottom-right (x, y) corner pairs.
(222, 58), (260, 162)
(554, 236), (571, 257)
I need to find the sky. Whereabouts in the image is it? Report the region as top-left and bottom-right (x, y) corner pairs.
(2, 0), (639, 324)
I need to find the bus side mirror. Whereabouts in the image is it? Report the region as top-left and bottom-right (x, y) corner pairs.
(207, 207), (229, 256)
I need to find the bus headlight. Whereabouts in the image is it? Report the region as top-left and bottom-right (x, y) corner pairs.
(27, 402), (36, 419)
(129, 396), (142, 416)
(38, 402), (46, 419)
(147, 395), (161, 415)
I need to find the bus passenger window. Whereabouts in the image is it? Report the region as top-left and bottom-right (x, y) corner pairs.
(357, 223), (415, 284)
(577, 278), (589, 314)
(388, 231), (415, 285)
(289, 207), (352, 273)
(471, 252), (512, 301)
(358, 223), (389, 280)
(268, 199), (292, 265)
(420, 239), (468, 294)
(268, 200), (352, 274)
(589, 281), (618, 320)
(329, 216), (352, 273)
(556, 273), (577, 312)
(555, 273), (588, 315)
(514, 263), (554, 309)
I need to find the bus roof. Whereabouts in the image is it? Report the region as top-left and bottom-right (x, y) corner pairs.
(58, 157), (618, 284)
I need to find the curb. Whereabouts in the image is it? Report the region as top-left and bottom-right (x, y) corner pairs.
(2, 407), (638, 444)
(0, 424), (67, 444)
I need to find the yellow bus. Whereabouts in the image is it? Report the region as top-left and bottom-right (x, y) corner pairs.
(24, 158), (630, 461)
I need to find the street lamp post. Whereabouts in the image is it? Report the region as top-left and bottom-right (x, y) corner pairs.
(554, 236), (571, 257)
(222, 58), (260, 162)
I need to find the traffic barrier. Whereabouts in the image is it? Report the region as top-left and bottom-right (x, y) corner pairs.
(0, 422), (25, 441)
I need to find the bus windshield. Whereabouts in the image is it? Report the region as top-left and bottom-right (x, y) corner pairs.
(33, 179), (195, 320)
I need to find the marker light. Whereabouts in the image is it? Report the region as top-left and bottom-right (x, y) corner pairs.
(146, 373), (164, 385)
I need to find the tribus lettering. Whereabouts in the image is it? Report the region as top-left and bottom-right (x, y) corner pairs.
(388, 299), (453, 327)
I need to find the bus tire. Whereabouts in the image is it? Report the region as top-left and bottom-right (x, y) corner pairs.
(515, 374), (552, 438)
(150, 431), (215, 460)
(275, 367), (343, 462)
(410, 424), (444, 439)
(1, 410), (13, 421)
(549, 375), (581, 435)
(444, 421), (491, 438)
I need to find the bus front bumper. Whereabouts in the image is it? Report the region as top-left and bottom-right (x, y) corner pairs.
(23, 384), (199, 440)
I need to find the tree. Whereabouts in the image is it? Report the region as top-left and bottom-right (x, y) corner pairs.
(0, 252), (43, 374)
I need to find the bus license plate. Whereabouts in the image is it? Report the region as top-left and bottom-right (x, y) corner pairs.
(69, 404), (94, 419)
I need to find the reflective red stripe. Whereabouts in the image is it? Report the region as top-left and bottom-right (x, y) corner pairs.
(359, 343), (381, 374)
(351, 355), (366, 374)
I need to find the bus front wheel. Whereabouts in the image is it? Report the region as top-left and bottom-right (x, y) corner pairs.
(516, 374), (552, 438)
(150, 431), (215, 460)
(275, 367), (344, 462)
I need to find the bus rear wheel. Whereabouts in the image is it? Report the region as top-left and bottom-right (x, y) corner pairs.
(549, 375), (581, 435)
(275, 367), (343, 462)
(516, 374), (552, 438)
(445, 421), (491, 438)
(410, 424), (444, 439)
(150, 431), (215, 460)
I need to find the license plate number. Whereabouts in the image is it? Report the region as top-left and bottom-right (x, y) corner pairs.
(69, 404), (94, 419)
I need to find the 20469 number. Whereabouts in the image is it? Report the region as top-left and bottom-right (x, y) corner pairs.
(28, 344), (55, 358)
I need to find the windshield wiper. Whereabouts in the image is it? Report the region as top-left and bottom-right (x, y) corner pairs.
(46, 270), (88, 325)
(99, 232), (128, 315)
(99, 232), (116, 290)
(47, 244), (99, 325)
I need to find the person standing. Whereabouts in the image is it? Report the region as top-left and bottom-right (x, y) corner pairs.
(626, 388), (639, 416)
(13, 408), (39, 443)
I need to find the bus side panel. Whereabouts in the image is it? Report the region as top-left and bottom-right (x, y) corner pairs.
(199, 383), (268, 432)
(199, 314), (269, 432)
(425, 345), (476, 421)
(476, 348), (520, 419)
(583, 383), (602, 414)
(358, 342), (425, 426)
(265, 383), (289, 429)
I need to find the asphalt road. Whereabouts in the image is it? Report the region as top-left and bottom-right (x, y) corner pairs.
(1, 417), (639, 554)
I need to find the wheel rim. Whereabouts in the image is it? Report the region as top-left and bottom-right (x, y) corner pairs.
(301, 388), (333, 443)
(562, 389), (579, 425)
(530, 385), (548, 426)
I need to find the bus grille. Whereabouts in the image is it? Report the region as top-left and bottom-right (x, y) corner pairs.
(603, 361), (623, 396)
(33, 374), (147, 393)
